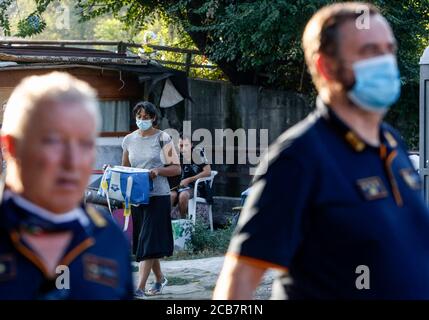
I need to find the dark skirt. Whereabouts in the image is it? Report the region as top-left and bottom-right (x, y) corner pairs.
(131, 195), (174, 262)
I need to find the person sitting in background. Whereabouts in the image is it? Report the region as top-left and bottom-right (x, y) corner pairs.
(171, 134), (211, 219)
(0, 72), (133, 300)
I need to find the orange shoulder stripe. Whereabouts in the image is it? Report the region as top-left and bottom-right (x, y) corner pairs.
(226, 252), (289, 273)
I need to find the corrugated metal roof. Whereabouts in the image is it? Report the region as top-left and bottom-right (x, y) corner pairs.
(0, 45), (148, 66)
(0, 41), (191, 100)
(0, 44), (126, 57)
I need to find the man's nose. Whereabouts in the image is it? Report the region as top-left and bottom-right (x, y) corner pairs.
(62, 141), (80, 169)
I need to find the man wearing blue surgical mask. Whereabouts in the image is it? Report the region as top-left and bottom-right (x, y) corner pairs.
(215, 2), (429, 300)
(314, 6), (401, 147)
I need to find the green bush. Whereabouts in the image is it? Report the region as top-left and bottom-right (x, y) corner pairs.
(186, 221), (235, 256)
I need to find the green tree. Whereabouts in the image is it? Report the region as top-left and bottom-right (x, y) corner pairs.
(0, 0), (427, 147)
(2, 1), (427, 87)
(93, 17), (133, 41)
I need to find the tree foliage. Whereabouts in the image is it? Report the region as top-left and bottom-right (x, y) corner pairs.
(0, 0), (428, 147)
(2, 1), (427, 87)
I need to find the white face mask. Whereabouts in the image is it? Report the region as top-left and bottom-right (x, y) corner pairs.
(136, 118), (152, 131)
(347, 54), (401, 113)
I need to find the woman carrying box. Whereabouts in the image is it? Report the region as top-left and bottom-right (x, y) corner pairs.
(122, 101), (181, 299)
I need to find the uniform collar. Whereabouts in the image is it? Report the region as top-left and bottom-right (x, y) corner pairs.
(0, 189), (96, 236)
(0, 188), (99, 279)
(4, 190), (90, 228)
(317, 97), (398, 152)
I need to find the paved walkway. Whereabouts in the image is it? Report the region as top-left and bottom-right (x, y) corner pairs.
(133, 256), (275, 300)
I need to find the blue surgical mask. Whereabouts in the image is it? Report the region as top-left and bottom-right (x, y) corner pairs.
(136, 118), (152, 131)
(347, 54), (401, 113)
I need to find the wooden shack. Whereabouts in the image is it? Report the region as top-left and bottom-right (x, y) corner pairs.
(0, 40), (189, 135)
(0, 40), (190, 175)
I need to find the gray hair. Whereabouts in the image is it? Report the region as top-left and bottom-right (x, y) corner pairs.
(2, 71), (101, 138)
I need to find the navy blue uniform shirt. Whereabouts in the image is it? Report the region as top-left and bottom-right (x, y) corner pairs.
(0, 190), (133, 300)
(229, 98), (429, 299)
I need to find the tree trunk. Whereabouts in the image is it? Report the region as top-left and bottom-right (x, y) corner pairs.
(185, 30), (257, 85)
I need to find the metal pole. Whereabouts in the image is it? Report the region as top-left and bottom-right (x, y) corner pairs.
(419, 46), (429, 203)
(185, 53), (193, 76)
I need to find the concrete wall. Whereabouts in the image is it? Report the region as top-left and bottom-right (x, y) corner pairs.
(212, 196), (241, 227)
(184, 78), (312, 196)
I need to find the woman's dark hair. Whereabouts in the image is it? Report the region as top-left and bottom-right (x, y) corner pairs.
(132, 101), (159, 126)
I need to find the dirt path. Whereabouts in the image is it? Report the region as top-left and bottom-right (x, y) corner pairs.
(133, 256), (275, 300)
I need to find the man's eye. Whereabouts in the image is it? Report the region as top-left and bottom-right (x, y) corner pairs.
(42, 137), (61, 144)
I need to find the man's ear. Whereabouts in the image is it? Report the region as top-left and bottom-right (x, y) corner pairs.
(315, 53), (339, 82)
(1, 134), (17, 159)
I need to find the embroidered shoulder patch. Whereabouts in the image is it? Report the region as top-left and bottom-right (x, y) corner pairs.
(83, 254), (118, 288)
(86, 206), (107, 228)
(0, 254), (16, 282)
(356, 177), (389, 201)
(400, 168), (422, 190)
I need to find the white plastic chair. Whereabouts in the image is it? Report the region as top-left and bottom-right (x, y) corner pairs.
(187, 170), (217, 231)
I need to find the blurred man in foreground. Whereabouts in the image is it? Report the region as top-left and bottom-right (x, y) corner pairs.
(0, 72), (133, 299)
(214, 2), (429, 299)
